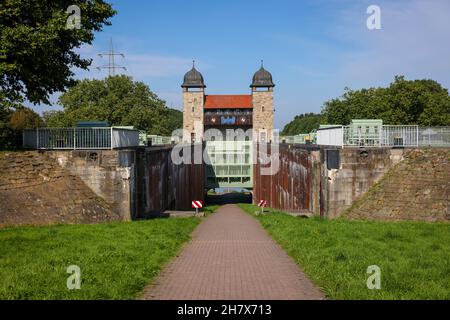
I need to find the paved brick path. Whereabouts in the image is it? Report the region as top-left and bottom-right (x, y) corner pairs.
(141, 204), (325, 300)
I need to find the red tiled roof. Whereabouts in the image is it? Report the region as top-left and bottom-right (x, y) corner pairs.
(204, 95), (252, 109)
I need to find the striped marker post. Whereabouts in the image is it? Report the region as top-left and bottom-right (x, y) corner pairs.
(191, 200), (203, 216)
(258, 199), (267, 215)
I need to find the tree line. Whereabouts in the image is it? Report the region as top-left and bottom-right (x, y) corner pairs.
(282, 76), (450, 135)
(1, 1), (181, 149)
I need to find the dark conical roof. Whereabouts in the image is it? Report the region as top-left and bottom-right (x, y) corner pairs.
(181, 62), (206, 88)
(250, 62), (275, 88)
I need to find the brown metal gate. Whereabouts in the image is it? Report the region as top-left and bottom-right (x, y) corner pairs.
(253, 144), (313, 213)
(135, 144), (205, 217)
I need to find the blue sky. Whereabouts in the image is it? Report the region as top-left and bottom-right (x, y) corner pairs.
(32, 0), (450, 129)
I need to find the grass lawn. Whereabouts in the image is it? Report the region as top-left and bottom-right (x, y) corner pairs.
(0, 217), (201, 299)
(238, 204), (450, 299)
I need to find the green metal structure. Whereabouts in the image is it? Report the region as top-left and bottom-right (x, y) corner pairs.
(344, 119), (383, 146)
(282, 131), (317, 144)
(205, 141), (253, 189)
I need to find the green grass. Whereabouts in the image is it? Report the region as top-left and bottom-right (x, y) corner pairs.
(0, 217), (201, 299)
(238, 204), (450, 299)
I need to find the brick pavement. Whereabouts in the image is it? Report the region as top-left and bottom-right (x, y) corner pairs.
(141, 204), (325, 300)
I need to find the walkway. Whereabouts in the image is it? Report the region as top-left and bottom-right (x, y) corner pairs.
(141, 204), (324, 300)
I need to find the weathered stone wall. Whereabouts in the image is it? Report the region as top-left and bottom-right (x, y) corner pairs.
(252, 90), (274, 142)
(0, 151), (118, 226)
(183, 90), (204, 142)
(346, 148), (449, 221)
(47, 150), (134, 221)
(323, 148), (405, 218)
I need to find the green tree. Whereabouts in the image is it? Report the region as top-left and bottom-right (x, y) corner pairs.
(161, 108), (183, 136)
(0, 0), (115, 106)
(56, 75), (182, 135)
(282, 113), (322, 135)
(42, 110), (71, 127)
(9, 107), (43, 131)
(321, 76), (450, 126)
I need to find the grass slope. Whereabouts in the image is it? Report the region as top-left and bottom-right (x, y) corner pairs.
(0, 217), (200, 299)
(238, 204), (450, 299)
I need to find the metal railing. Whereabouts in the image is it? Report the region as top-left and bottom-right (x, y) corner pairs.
(381, 125), (418, 147)
(418, 127), (450, 147)
(23, 127), (140, 150)
(282, 133), (317, 144)
(317, 125), (450, 148)
(147, 135), (182, 146)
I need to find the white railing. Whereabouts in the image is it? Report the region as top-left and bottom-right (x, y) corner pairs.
(316, 125), (450, 148)
(147, 135), (182, 146)
(418, 127), (450, 147)
(381, 125), (418, 147)
(343, 126), (382, 147)
(23, 127), (140, 150)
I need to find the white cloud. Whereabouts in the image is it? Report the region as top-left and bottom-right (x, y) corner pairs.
(124, 55), (195, 78)
(334, 0), (450, 89)
(74, 44), (204, 80)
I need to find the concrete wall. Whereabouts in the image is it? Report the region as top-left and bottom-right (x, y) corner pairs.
(48, 150), (134, 221)
(323, 148), (404, 218)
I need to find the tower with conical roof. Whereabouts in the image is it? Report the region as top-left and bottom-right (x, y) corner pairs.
(182, 61), (205, 143)
(251, 61), (275, 142)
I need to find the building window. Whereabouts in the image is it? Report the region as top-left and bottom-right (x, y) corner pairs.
(191, 133), (196, 143)
(262, 106), (265, 112)
(191, 106), (194, 113)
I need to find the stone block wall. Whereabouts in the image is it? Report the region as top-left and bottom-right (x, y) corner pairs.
(47, 150), (134, 221)
(0, 151), (118, 226)
(183, 90), (204, 142)
(324, 148), (405, 218)
(252, 91), (274, 142)
(346, 148), (449, 221)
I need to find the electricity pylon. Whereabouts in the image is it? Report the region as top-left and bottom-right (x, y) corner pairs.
(96, 38), (126, 76)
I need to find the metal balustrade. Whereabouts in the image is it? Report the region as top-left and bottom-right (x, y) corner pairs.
(418, 127), (450, 147)
(23, 127), (140, 150)
(316, 125), (450, 148)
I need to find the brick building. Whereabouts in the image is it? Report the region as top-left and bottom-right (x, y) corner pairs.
(181, 62), (275, 143)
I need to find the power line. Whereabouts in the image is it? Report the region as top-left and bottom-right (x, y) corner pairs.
(96, 38), (126, 76)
